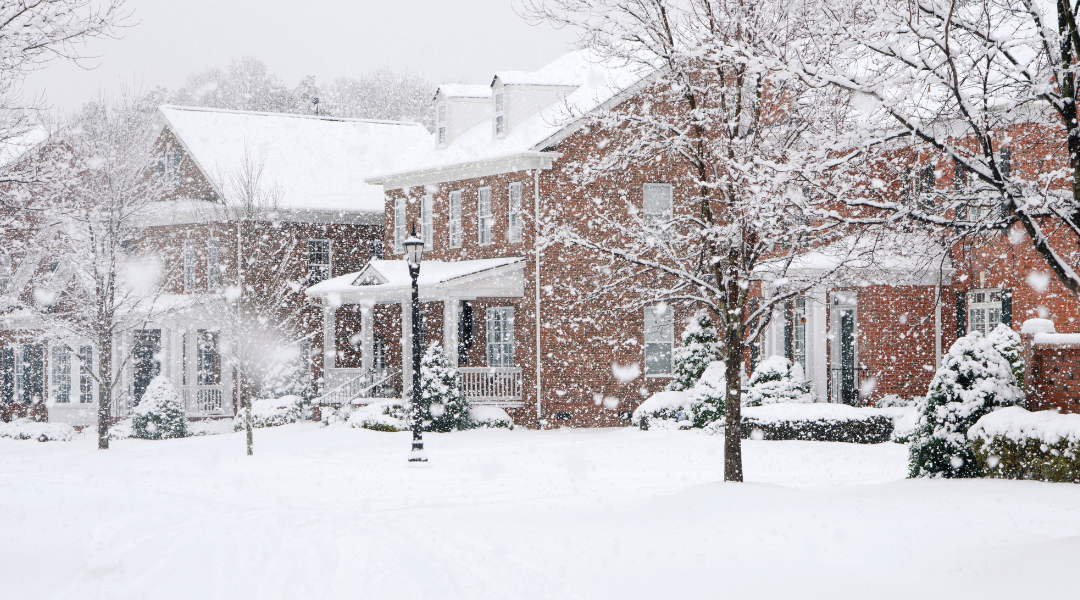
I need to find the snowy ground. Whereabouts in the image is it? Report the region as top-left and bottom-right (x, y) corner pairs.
(1, 425), (1077, 599)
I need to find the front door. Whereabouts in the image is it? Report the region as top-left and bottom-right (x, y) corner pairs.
(132, 330), (161, 405)
(839, 308), (857, 405)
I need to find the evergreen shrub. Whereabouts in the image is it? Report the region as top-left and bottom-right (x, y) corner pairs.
(420, 345), (471, 432)
(969, 406), (1080, 483)
(132, 376), (187, 440)
(744, 355), (814, 407)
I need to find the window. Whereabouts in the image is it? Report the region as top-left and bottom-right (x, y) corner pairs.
(11, 344), (43, 404)
(954, 159), (969, 190)
(968, 289), (1003, 336)
(394, 197), (406, 254)
(307, 240), (331, 284)
(206, 238), (221, 290)
(196, 330), (220, 386)
(421, 194), (433, 250)
(50, 345), (72, 404)
(159, 145), (183, 191)
(644, 304), (674, 376)
(368, 239), (385, 260)
(77, 345), (93, 404)
(494, 91), (506, 137)
(508, 182), (523, 243)
(478, 187), (493, 245)
(912, 165), (936, 211)
(643, 183), (673, 228)
(0, 250), (10, 293)
(372, 338), (386, 370)
(183, 239), (197, 292)
(449, 190), (462, 249)
(999, 147), (1011, 179)
(437, 103), (448, 147)
(486, 307), (514, 367)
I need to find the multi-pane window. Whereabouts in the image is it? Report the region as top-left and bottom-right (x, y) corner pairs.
(77, 345), (93, 404)
(449, 190), (462, 249)
(307, 240), (331, 284)
(437, 103), (448, 147)
(968, 289), (1003, 336)
(50, 345), (72, 403)
(183, 239), (197, 292)
(421, 194), (433, 250)
(6, 344), (43, 404)
(372, 338), (386, 370)
(486, 307), (514, 367)
(206, 238), (221, 290)
(508, 182), (523, 243)
(478, 187), (493, 245)
(394, 198), (406, 253)
(494, 91), (506, 137)
(791, 297), (807, 374)
(196, 330), (220, 386)
(644, 304), (674, 376)
(643, 183), (673, 228)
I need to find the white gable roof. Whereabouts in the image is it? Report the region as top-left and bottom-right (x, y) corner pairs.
(158, 106), (430, 214)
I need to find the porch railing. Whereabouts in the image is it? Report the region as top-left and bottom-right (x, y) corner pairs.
(315, 368), (400, 407)
(111, 390), (134, 420)
(459, 367), (523, 405)
(183, 386), (226, 415)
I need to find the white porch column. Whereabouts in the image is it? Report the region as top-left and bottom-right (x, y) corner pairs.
(322, 302), (336, 374)
(401, 299), (412, 398)
(443, 298), (457, 362)
(810, 289), (829, 402)
(361, 302), (374, 372)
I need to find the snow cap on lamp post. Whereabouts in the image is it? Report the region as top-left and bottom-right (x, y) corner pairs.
(404, 225), (423, 268)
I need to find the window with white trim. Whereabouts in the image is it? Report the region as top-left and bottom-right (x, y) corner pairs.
(307, 240), (331, 284)
(478, 187), (493, 245)
(183, 239), (197, 292)
(449, 190), (462, 249)
(644, 304), (674, 376)
(643, 183), (673, 228)
(436, 103), (448, 147)
(486, 307), (514, 367)
(206, 238), (221, 290)
(77, 345), (93, 404)
(50, 345), (72, 403)
(421, 194), (433, 250)
(494, 91), (506, 137)
(394, 197), (406, 253)
(508, 182), (523, 243)
(968, 289), (1003, 336)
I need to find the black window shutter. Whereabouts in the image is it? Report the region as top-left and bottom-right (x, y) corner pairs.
(1002, 289), (1012, 326)
(784, 302), (793, 360)
(956, 291), (967, 339)
(1, 347), (12, 403)
(457, 301), (473, 366)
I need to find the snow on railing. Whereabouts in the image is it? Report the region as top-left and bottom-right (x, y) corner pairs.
(459, 367), (523, 404)
(315, 368), (400, 407)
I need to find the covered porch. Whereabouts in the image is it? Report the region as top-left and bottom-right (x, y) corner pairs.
(305, 257), (526, 408)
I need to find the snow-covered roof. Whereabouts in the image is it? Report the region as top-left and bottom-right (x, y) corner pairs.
(158, 106), (430, 214)
(305, 257), (525, 301)
(368, 51), (652, 187)
(436, 85), (491, 99)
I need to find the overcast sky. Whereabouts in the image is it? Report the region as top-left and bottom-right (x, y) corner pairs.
(22, 0), (577, 114)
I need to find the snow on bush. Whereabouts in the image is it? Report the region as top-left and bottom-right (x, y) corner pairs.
(739, 404), (895, 443)
(686, 361), (726, 427)
(469, 406), (514, 430)
(744, 355), (814, 407)
(986, 324), (1025, 390)
(347, 400), (409, 432)
(632, 391), (695, 430)
(968, 407), (1080, 483)
(0, 419), (76, 442)
(133, 376), (187, 440)
(420, 345), (471, 432)
(233, 395), (305, 431)
(876, 394), (911, 408)
(669, 311), (723, 393)
(908, 331), (1024, 478)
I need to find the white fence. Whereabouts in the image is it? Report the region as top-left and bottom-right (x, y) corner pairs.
(458, 367), (522, 405)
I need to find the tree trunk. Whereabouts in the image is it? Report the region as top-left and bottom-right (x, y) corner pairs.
(723, 339), (744, 482)
(97, 333), (112, 450)
(241, 368), (253, 456)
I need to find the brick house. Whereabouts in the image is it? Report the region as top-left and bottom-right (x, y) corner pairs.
(1, 106), (428, 425)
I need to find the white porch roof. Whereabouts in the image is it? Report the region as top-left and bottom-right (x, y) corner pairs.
(305, 257), (526, 303)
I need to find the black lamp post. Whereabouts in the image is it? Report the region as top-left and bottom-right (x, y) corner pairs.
(403, 226), (427, 462)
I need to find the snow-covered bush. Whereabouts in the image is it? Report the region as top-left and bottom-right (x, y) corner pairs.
(0, 419), (76, 442)
(744, 355), (814, 407)
(687, 360), (726, 427)
(987, 324), (1025, 390)
(347, 400), (409, 432)
(420, 345), (471, 432)
(740, 404), (894, 444)
(233, 395), (305, 431)
(669, 311), (723, 393)
(132, 376), (187, 440)
(969, 406), (1080, 483)
(469, 406), (514, 430)
(876, 394), (911, 408)
(908, 331), (1024, 478)
(632, 391), (695, 430)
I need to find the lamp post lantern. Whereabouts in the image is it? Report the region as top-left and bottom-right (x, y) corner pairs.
(403, 226), (427, 462)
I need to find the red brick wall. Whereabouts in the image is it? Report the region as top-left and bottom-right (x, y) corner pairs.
(1023, 338), (1080, 413)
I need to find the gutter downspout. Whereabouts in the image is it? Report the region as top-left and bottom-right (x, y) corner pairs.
(534, 169), (542, 429)
(934, 279), (942, 369)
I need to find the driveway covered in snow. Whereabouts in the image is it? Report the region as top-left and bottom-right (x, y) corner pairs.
(1, 425), (1076, 599)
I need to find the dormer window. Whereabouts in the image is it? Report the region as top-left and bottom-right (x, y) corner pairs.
(494, 91), (506, 137)
(436, 103), (448, 147)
